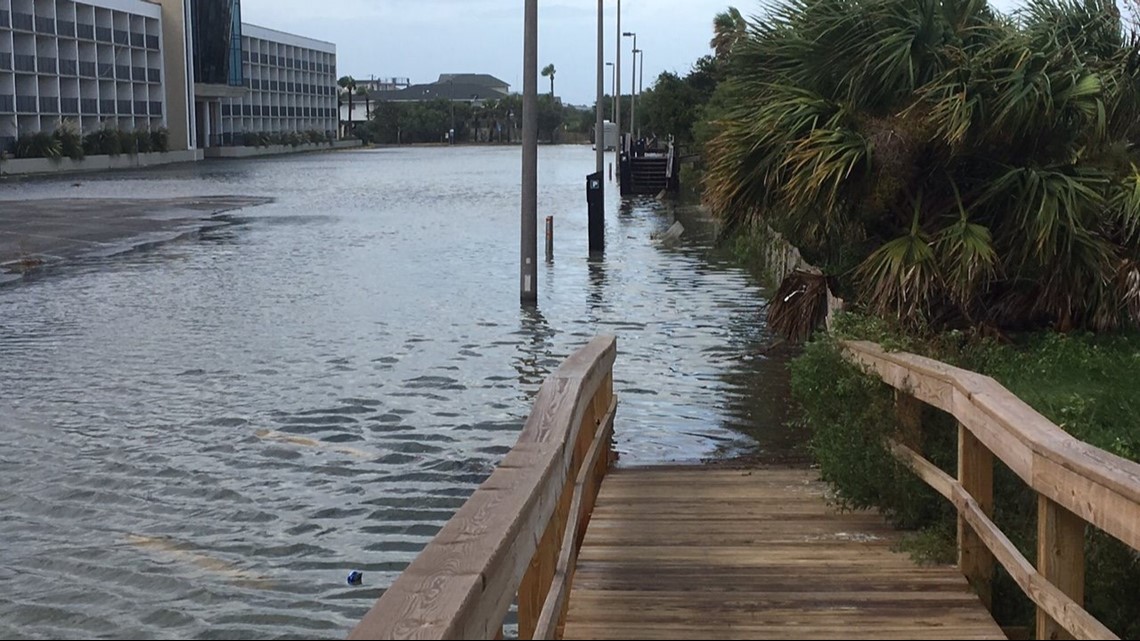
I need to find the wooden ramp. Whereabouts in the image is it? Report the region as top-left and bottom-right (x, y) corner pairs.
(562, 467), (1005, 640)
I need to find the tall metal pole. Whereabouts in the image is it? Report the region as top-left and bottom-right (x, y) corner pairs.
(614, 0), (621, 172)
(630, 33), (637, 142)
(595, 0), (604, 175)
(521, 0), (538, 304)
(638, 48), (644, 139)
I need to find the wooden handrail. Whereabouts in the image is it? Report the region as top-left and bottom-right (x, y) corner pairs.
(349, 336), (617, 640)
(842, 340), (1140, 640)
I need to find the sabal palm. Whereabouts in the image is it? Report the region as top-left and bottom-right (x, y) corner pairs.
(710, 6), (747, 60)
(704, 0), (1140, 331)
(542, 64), (557, 96)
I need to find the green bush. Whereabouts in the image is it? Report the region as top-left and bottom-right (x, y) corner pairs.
(792, 316), (1140, 636)
(116, 129), (137, 155)
(134, 130), (152, 154)
(83, 128), (122, 156)
(15, 132), (63, 160)
(150, 128), (169, 153)
(53, 124), (84, 161)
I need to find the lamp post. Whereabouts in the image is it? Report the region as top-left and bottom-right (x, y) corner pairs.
(595, 0), (604, 175)
(636, 48), (644, 139)
(605, 62), (615, 123)
(614, 0), (621, 174)
(623, 31), (637, 144)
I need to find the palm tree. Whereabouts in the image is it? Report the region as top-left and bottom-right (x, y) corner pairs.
(710, 7), (745, 60)
(541, 64), (557, 97)
(337, 75), (356, 135)
(704, 0), (1140, 332)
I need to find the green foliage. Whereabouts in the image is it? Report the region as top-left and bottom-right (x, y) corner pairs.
(134, 130), (152, 154)
(804, 314), (1140, 635)
(790, 337), (949, 528)
(150, 128), (170, 153)
(83, 128), (121, 157)
(15, 132), (62, 160)
(53, 122), (84, 161)
(704, 0), (1140, 332)
(117, 129), (137, 155)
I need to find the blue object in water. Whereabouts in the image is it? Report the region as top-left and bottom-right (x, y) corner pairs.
(347, 571), (363, 586)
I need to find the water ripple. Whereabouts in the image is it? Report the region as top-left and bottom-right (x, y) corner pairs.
(0, 147), (794, 639)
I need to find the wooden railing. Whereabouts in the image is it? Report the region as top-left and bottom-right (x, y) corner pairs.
(349, 336), (618, 640)
(842, 341), (1140, 640)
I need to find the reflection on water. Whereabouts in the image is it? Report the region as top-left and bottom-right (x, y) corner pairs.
(0, 146), (798, 639)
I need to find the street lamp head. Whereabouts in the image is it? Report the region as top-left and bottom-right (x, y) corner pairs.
(623, 31), (635, 37)
(606, 61), (614, 67)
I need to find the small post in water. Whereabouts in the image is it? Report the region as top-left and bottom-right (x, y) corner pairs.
(545, 216), (554, 262)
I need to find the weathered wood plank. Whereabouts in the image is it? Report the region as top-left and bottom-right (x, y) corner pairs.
(1036, 497), (1086, 641)
(959, 423), (995, 609)
(563, 467), (1004, 640)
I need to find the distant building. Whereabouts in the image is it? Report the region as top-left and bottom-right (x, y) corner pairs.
(1, 0), (168, 154)
(355, 77), (409, 93)
(218, 24), (338, 145)
(0, 0), (338, 154)
(340, 73), (511, 129)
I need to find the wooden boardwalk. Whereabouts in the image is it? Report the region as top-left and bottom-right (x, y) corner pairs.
(562, 466), (1005, 640)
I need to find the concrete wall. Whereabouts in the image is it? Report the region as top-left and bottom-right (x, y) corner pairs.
(0, 149), (203, 176)
(155, 0), (192, 151)
(203, 139), (361, 158)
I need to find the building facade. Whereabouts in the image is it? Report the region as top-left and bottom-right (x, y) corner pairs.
(1, 0), (337, 155)
(217, 23), (336, 145)
(0, 0), (166, 154)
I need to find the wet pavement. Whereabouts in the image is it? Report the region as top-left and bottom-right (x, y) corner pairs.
(0, 196), (273, 284)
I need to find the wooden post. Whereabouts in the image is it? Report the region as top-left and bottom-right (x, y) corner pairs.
(1037, 496), (1086, 640)
(546, 216), (554, 263)
(958, 423), (995, 609)
(895, 390), (923, 453)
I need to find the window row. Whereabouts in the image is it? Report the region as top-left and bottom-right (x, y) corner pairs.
(6, 15), (161, 50)
(222, 104), (336, 118)
(4, 57), (161, 82)
(240, 50), (333, 73)
(0, 93), (163, 115)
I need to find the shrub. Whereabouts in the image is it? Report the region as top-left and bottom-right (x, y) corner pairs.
(150, 127), (169, 153)
(83, 128), (122, 156)
(134, 130), (153, 154)
(54, 122), (85, 161)
(15, 132), (63, 160)
(116, 129), (137, 155)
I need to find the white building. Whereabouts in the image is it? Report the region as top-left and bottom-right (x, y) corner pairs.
(0, 0), (166, 154)
(1, 0), (338, 155)
(217, 23), (336, 145)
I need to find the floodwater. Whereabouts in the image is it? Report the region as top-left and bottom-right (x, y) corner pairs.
(0, 146), (797, 639)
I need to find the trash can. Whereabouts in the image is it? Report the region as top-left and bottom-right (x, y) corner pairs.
(586, 171), (605, 255)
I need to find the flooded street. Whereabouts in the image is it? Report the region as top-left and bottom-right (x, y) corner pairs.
(0, 146), (796, 639)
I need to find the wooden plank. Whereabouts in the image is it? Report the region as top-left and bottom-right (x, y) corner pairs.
(563, 467), (1005, 640)
(1036, 496), (1087, 641)
(959, 423), (995, 610)
(532, 397), (616, 640)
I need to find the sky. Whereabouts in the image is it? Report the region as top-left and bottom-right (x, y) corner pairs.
(239, 0), (1043, 106)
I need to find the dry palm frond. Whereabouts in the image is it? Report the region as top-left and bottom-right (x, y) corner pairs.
(769, 271), (832, 343)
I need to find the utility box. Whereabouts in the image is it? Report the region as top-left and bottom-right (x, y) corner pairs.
(586, 171), (605, 255)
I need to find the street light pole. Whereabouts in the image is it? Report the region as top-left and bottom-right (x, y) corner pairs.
(595, 0), (604, 176)
(615, 0), (621, 173)
(637, 48), (644, 139)
(521, 0), (538, 304)
(623, 31), (637, 144)
(605, 62), (615, 123)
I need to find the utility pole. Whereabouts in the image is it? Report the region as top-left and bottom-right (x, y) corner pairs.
(624, 32), (637, 144)
(595, 0), (604, 176)
(615, 0), (621, 174)
(521, 0), (538, 304)
(637, 48), (644, 139)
